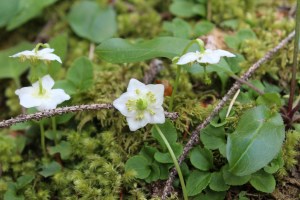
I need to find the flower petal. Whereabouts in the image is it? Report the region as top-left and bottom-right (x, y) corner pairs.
(127, 116), (149, 131)
(50, 89), (70, 104)
(146, 84), (164, 105)
(10, 50), (35, 58)
(37, 48), (54, 55)
(32, 75), (55, 90)
(127, 78), (147, 92)
(199, 52), (221, 64)
(36, 100), (58, 111)
(214, 49), (235, 58)
(18, 94), (42, 108)
(113, 92), (136, 117)
(147, 107), (165, 124)
(177, 52), (200, 65)
(41, 53), (62, 63)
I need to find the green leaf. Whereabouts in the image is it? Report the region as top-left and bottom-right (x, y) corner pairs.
(0, 0), (19, 27)
(264, 152), (284, 174)
(145, 162), (160, 183)
(125, 155), (151, 179)
(256, 93), (282, 108)
(163, 18), (192, 39)
(225, 29), (256, 50)
(54, 80), (77, 95)
(222, 165), (251, 186)
(226, 105), (285, 176)
(249, 170), (276, 193)
(68, 1), (117, 43)
(0, 42), (33, 80)
(96, 37), (196, 63)
(190, 147), (213, 171)
(39, 161), (62, 178)
(151, 120), (177, 150)
(140, 146), (158, 163)
(66, 57), (94, 92)
(186, 171), (211, 196)
(170, 1), (206, 18)
(45, 130), (63, 141)
(7, 0), (58, 30)
(15, 175), (34, 190)
(4, 183), (23, 200)
(200, 125), (226, 150)
(154, 143), (183, 163)
(194, 21), (215, 36)
(209, 172), (230, 192)
(193, 189), (226, 200)
(49, 141), (72, 160)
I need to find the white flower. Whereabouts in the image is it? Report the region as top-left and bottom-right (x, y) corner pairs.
(10, 48), (62, 63)
(177, 49), (235, 65)
(113, 79), (165, 131)
(15, 75), (70, 111)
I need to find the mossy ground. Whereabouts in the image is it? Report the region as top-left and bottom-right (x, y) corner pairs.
(0, 0), (300, 199)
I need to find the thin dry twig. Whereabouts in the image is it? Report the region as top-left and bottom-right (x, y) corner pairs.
(161, 31), (296, 199)
(143, 59), (164, 84)
(0, 104), (179, 128)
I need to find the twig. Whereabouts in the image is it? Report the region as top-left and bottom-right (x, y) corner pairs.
(143, 59), (164, 84)
(0, 104), (179, 128)
(88, 43), (95, 60)
(161, 31), (295, 199)
(230, 74), (264, 95)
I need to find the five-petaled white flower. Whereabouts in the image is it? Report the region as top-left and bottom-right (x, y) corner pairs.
(10, 48), (62, 63)
(177, 49), (235, 65)
(113, 79), (165, 131)
(15, 75), (70, 111)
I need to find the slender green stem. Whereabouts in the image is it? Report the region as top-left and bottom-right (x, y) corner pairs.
(169, 65), (182, 112)
(39, 122), (47, 158)
(207, 0), (211, 21)
(288, 0), (300, 116)
(154, 125), (188, 200)
(51, 117), (58, 145)
(14, 78), (21, 88)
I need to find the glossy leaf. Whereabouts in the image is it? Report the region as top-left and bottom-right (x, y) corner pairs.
(194, 21), (215, 36)
(39, 161), (62, 178)
(151, 120), (177, 150)
(200, 125), (226, 150)
(222, 165), (251, 186)
(170, 1), (206, 18)
(163, 18), (192, 39)
(209, 172), (230, 192)
(194, 189), (226, 200)
(68, 1), (116, 43)
(226, 105), (285, 176)
(49, 141), (72, 160)
(0, 42), (33, 79)
(125, 155), (151, 179)
(0, 0), (19, 27)
(154, 143), (183, 163)
(249, 170), (276, 193)
(96, 37), (197, 63)
(186, 171), (211, 196)
(190, 147), (213, 171)
(7, 0), (58, 30)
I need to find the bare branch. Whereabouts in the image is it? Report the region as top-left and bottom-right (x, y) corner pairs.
(161, 31), (296, 199)
(0, 104), (178, 128)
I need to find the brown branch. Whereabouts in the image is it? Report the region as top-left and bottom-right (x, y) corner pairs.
(143, 59), (164, 84)
(0, 104), (179, 128)
(161, 31), (296, 199)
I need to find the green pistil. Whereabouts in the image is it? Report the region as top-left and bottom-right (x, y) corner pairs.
(38, 78), (45, 95)
(136, 98), (148, 110)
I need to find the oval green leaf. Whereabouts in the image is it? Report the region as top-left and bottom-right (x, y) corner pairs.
(190, 147), (213, 171)
(125, 155), (151, 179)
(96, 37), (196, 63)
(68, 1), (117, 43)
(250, 170), (276, 193)
(186, 171), (211, 196)
(226, 105), (285, 176)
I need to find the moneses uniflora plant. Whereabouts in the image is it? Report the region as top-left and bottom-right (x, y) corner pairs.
(113, 78), (165, 131)
(10, 43), (62, 63)
(15, 74), (70, 111)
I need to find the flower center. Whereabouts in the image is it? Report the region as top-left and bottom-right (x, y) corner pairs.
(38, 78), (46, 95)
(136, 98), (148, 110)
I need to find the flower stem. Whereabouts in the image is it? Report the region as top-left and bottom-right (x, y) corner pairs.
(39, 121), (47, 158)
(51, 117), (58, 145)
(169, 65), (181, 112)
(154, 124), (188, 200)
(288, 0), (300, 116)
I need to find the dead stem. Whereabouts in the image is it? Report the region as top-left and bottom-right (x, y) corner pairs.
(161, 31), (296, 199)
(0, 104), (178, 128)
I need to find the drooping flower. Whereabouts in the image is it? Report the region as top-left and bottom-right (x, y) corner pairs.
(15, 75), (70, 111)
(113, 79), (165, 131)
(10, 48), (62, 63)
(177, 49), (235, 65)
